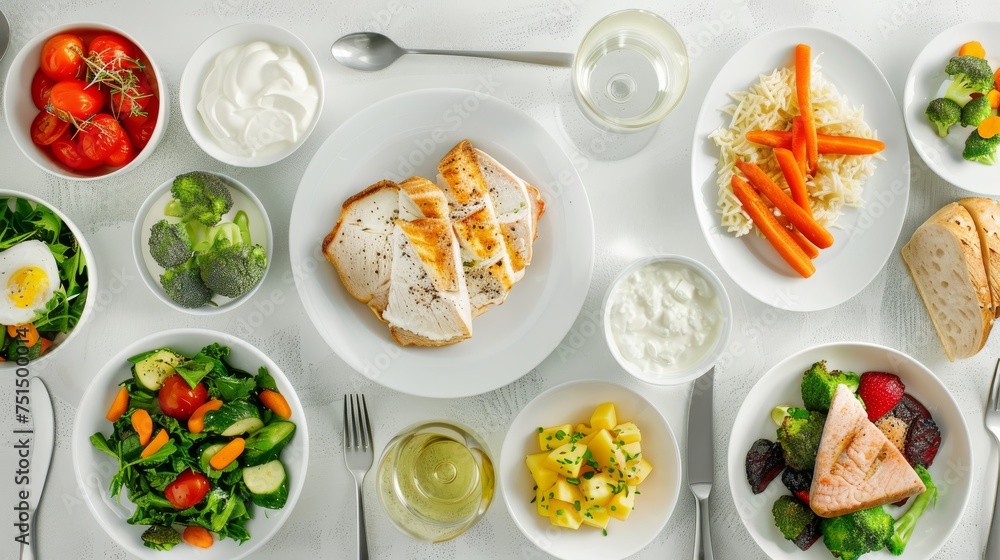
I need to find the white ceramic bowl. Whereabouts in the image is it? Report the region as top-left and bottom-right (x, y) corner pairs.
(499, 380), (682, 560)
(72, 328), (309, 560)
(179, 22), (324, 167)
(603, 255), (732, 385)
(727, 342), (973, 560)
(0, 190), (96, 370)
(3, 22), (169, 180)
(132, 171), (273, 314)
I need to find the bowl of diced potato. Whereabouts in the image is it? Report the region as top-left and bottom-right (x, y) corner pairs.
(498, 380), (682, 560)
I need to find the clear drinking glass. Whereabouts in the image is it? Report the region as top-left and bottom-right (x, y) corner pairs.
(376, 420), (495, 542)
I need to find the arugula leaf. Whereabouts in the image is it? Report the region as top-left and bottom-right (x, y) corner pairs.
(90, 433), (118, 460)
(29, 204), (61, 244)
(209, 375), (257, 402)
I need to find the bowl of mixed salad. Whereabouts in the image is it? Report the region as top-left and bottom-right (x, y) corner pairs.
(0, 191), (93, 368)
(72, 328), (307, 559)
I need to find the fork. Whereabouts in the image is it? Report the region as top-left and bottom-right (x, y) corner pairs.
(985, 360), (1000, 559)
(344, 394), (374, 560)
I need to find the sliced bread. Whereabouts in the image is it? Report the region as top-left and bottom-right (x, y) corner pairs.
(957, 197), (1000, 318)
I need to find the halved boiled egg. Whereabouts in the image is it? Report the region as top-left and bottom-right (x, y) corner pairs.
(0, 240), (61, 326)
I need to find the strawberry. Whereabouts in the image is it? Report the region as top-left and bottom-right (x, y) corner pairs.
(857, 371), (905, 422)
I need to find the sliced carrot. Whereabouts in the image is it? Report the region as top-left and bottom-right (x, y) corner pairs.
(209, 437), (245, 470)
(105, 386), (130, 422)
(736, 160), (834, 249)
(791, 116), (807, 176)
(39, 338), (53, 355)
(795, 44), (818, 173)
(988, 90), (1000, 110)
(745, 130), (885, 155)
(958, 41), (985, 58)
(7, 324), (39, 348)
(259, 390), (292, 419)
(979, 116), (1000, 139)
(774, 148), (811, 211)
(141, 428), (169, 458)
(995, 68), (1000, 91)
(187, 399), (223, 434)
(131, 409), (154, 446)
(183, 526), (214, 549)
(732, 175), (815, 278)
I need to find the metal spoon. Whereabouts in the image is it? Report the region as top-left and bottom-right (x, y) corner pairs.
(331, 32), (573, 71)
(0, 9), (10, 63)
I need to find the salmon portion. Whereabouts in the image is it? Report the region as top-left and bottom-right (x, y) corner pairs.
(809, 385), (926, 518)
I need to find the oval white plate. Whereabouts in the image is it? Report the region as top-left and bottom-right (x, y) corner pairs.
(72, 328), (309, 560)
(289, 88), (595, 398)
(499, 380), (682, 560)
(903, 21), (1000, 194)
(691, 27), (909, 311)
(727, 342), (972, 560)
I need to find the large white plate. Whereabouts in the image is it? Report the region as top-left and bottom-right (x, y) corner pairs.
(499, 380), (682, 560)
(903, 21), (1000, 194)
(691, 27), (909, 311)
(289, 89), (594, 398)
(727, 342), (972, 560)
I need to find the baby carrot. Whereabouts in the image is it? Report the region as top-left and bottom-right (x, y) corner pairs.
(209, 437), (245, 470)
(141, 429), (169, 458)
(775, 213), (820, 259)
(131, 408), (154, 446)
(744, 130), (885, 155)
(732, 175), (815, 278)
(187, 399), (223, 434)
(105, 387), (129, 422)
(774, 147), (811, 211)
(795, 44), (818, 173)
(736, 160), (834, 249)
(260, 390), (292, 419)
(791, 116), (807, 176)
(183, 526), (214, 549)
(958, 41), (985, 58)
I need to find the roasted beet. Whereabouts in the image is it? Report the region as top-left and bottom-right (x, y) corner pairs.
(889, 394), (931, 426)
(893, 497), (909, 507)
(793, 515), (822, 551)
(904, 416), (941, 467)
(781, 468), (813, 504)
(746, 438), (785, 494)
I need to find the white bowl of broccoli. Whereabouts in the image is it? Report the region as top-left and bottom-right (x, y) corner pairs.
(132, 171), (272, 315)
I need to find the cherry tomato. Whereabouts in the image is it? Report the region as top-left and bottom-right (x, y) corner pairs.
(164, 469), (210, 509)
(104, 134), (135, 167)
(39, 33), (85, 81)
(124, 115), (157, 150)
(158, 375), (208, 421)
(30, 69), (56, 110)
(87, 34), (139, 69)
(29, 111), (70, 146)
(78, 114), (125, 162)
(49, 80), (105, 121)
(49, 135), (102, 171)
(120, 96), (157, 129)
(110, 76), (154, 119)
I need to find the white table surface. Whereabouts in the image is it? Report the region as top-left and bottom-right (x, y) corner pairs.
(0, 0), (993, 558)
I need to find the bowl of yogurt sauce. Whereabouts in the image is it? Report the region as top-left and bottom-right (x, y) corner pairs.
(179, 22), (323, 167)
(602, 255), (731, 385)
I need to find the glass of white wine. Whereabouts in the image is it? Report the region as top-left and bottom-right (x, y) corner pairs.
(376, 420), (494, 542)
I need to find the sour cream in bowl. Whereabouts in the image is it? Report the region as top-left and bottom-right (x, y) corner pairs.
(602, 255), (731, 385)
(180, 23), (324, 167)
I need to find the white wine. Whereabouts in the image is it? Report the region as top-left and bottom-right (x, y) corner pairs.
(377, 422), (494, 542)
(573, 10), (688, 132)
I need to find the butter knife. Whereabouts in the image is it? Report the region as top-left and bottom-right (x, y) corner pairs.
(20, 378), (54, 560)
(687, 367), (715, 560)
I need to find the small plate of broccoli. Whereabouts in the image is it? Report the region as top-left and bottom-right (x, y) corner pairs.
(727, 342), (973, 560)
(904, 21), (1000, 194)
(133, 171), (272, 314)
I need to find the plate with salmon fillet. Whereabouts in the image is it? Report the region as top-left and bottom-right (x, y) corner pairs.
(727, 342), (971, 560)
(289, 89), (594, 397)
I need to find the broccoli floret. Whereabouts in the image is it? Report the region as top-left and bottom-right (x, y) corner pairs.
(801, 360), (860, 412)
(776, 407), (826, 470)
(772, 495), (818, 543)
(944, 56), (994, 107)
(925, 97), (962, 137)
(821, 507), (894, 560)
(164, 171), (234, 226)
(964, 129), (1000, 165)
(160, 258), (213, 308)
(140, 524), (181, 551)
(198, 238), (267, 298)
(960, 95), (992, 127)
(887, 466), (937, 555)
(148, 219), (193, 268)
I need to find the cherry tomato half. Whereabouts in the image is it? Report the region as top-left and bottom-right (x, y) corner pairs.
(164, 469), (210, 509)
(49, 80), (105, 121)
(87, 34), (139, 70)
(78, 114), (125, 162)
(29, 111), (70, 146)
(30, 69), (56, 111)
(49, 135), (102, 171)
(39, 33), (85, 81)
(158, 375), (208, 421)
(104, 134), (135, 167)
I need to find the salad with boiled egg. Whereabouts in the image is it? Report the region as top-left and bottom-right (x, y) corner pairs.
(0, 196), (88, 361)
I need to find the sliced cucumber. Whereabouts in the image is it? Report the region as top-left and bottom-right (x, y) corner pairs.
(199, 442), (239, 477)
(133, 350), (185, 391)
(242, 460), (289, 509)
(243, 421), (296, 467)
(203, 401), (263, 436)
